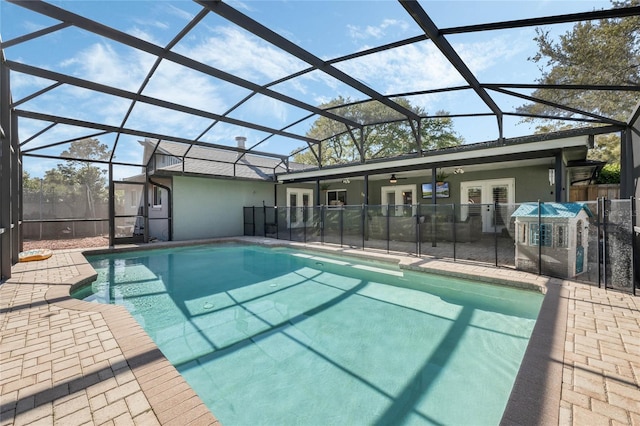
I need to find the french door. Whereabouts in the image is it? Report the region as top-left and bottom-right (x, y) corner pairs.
(381, 185), (416, 216)
(286, 188), (313, 228)
(460, 179), (514, 232)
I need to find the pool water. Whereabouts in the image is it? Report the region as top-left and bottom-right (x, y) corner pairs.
(78, 244), (543, 425)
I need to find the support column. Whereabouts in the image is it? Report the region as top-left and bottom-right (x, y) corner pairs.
(1, 53), (13, 279)
(554, 153), (564, 203)
(363, 175), (369, 205)
(620, 129), (633, 198)
(108, 164), (115, 247)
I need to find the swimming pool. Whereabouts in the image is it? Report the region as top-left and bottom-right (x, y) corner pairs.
(76, 243), (543, 425)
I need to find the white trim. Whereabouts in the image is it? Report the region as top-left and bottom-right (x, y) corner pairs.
(381, 184), (417, 216)
(277, 135), (589, 181)
(460, 178), (515, 232)
(286, 187), (313, 228)
(326, 188), (347, 207)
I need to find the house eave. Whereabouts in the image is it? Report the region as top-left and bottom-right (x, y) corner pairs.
(277, 133), (593, 183)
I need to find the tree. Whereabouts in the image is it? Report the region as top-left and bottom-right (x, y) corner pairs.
(588, 133), (621, 164)
(46, 138), (110, 217)
(22, 170), (42, 193)
(292, 96), (463, 165)
(517, 0), (639, 145)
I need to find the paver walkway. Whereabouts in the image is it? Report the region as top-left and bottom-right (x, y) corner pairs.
(0, 238), (638, 425)
(0, 249), (218, 426)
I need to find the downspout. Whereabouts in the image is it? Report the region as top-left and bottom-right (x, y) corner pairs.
(149, 178), (172, 241)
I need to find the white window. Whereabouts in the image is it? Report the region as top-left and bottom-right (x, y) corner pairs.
(152, 185), (162, 208)
(530, 223), (552, 247)
(326, 189), (347, 207)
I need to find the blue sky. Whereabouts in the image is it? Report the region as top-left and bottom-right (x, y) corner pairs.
(1, 0), (614, 177)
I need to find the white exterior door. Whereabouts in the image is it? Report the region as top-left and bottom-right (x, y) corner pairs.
(460, 179), (514, 232)
(286, 188), (313, 228)
(381, 185), (416, 216)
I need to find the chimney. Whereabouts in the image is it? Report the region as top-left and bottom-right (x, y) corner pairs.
(235, 136), (246, 150)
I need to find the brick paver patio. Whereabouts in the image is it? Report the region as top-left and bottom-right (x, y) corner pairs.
(1, 238), (638, 425)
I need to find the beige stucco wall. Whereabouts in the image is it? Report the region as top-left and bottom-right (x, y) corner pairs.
(172, 176), (275, 240)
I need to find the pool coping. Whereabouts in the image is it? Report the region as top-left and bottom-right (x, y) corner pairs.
(43, 251), (219, 425)
(49, 237), (568, 424)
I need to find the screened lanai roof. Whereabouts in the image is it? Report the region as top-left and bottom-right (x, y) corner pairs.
(1, 0), (639, 177)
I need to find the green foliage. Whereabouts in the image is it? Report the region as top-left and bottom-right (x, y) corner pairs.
(596, 163), (621, 183)
(54, 138), (110, 207)
(23, 138), (111, 217)
(588, 134), (621, 165)
(292, 96), (463, 166)
(518, 0), (640, 127)
(21, 171), (42, 192)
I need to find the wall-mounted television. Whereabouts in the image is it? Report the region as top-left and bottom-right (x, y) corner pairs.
(422, 182), (450, 198)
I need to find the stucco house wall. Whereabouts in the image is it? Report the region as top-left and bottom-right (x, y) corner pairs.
(173, 176), (274, 240)
(278, 163), (560, 208)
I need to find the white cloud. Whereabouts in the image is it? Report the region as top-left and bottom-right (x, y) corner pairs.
(132, 19), (169, 31)
(165, 4), (195, 21)
(59, 42), (150, 92)
(337, 42), (463, 96)
(181, 26), (307, 83)
(333, 33), (530, 111)
(455, 35), (527, 76)
(347, 19), (410, 40)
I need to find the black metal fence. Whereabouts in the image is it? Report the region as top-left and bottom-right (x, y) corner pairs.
(244, 199), (637, 295)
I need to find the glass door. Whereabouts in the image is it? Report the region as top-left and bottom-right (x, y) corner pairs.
(286, 188), (313, 228)
(461, 179), (514, 233)
(381, 185), (416, 216)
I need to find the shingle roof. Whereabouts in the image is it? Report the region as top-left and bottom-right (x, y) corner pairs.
(147, 140), (311, 181)
(511, 202), (594, 218)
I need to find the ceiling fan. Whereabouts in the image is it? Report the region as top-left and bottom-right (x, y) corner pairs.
(389, 174), (408, 183)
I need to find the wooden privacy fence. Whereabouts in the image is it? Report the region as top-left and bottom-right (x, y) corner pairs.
(570, 184), (620, 202)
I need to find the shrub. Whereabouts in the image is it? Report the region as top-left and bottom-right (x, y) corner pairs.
(596, 163), (620, 184)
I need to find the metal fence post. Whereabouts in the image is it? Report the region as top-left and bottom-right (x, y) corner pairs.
(631, 196), (636, 296)
(453, 203), (457, 261)
(321, 205), (325, 244)
(262, 204), (267, 237)
(603, 197), (609, 288)
(386, 205), (391, 253)
(289, 207), (292, 241)
(413, 204), (420, 257)
(340, 207), (344, 247)
(361, 204), (366, 250)
(494, 200), (498, 267)
(538, 200), (542, 275)
(597, 197), (602, 288)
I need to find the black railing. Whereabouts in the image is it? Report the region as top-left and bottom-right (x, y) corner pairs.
(244, 199), (637, 295)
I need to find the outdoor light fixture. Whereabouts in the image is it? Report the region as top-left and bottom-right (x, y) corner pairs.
(389, 174), (397, 184)
(549, 168), (555, 186)
(454, 168), (464, 174)
(342, 179), (350, 184)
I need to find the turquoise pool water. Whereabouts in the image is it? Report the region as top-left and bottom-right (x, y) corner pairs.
(77, 244), (543, 425)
